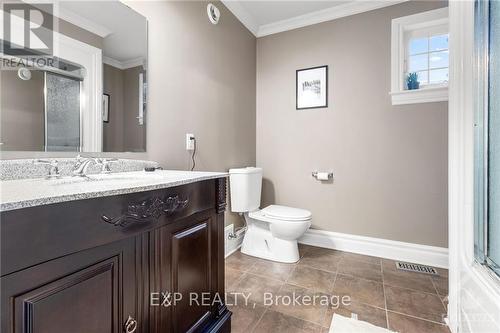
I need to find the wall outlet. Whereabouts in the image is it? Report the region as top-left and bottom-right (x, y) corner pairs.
(186, 133), (195, 150)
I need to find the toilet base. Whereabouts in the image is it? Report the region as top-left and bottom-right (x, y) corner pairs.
(240, 221), (300, 263)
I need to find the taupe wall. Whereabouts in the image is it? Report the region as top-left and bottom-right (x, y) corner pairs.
(103, 65), (145, 152)
(0, 70), (44, 151)
(256, 1), (448, 247)
(125, 0), (256, 227)
(123, 66), (145, 152)
(125, 0), (256, 171)
(103, 64), (125, 152)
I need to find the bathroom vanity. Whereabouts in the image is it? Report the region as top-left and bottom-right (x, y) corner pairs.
(0, 168), (231, 333)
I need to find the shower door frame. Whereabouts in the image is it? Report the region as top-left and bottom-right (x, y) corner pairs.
(449, 1), (500, 332)
(474, 0), (500, 279)
(50, 29), (102, 152)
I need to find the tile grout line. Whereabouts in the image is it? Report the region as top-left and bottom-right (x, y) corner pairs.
(380, 258), (390, 330)
(231, 249), (329, 329)
(334, 271), (384, 285)
(319, 266), (339, 329)
(382, 282), (440, 296)
(298, 262), (338, 274)
(382, 270), (445, 296)
(227, 268), (247, 291)
(272, 261), (339, 329)
(250, 307), (268, 333)
(431, 277), (448, 313)
(386, 309), (450, 326)
(383, 262), (447, 327)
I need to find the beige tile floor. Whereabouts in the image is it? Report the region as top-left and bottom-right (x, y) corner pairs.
(225, 244), (450, 333)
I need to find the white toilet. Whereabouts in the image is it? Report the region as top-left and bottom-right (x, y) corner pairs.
(229, 167), (311, 263)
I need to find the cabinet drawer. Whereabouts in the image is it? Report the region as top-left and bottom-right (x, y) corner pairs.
(0, 180), (216, 276)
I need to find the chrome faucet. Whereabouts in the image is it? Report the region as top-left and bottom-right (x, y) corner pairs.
(72, 155), (119, 177)
(34, 159), (61, 179)
(97, 158), (118, 173)
(72, 155), (99, 177)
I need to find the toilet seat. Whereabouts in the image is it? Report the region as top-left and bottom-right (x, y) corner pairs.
(249, 205), (312, 222)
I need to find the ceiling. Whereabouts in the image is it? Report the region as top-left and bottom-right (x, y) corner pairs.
(53, 0), (406, 60)
(237, 1), (350, 26)
(221, 0), (407, 37)
(57, 1), (147, 65)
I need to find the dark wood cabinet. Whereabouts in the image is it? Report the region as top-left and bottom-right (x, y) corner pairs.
(150, 214), (224, 333)
(0, 178), (230, 333)
(1, 238), (137, 333)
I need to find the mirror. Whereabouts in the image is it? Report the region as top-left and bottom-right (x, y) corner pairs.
(0, 1), (147, 152)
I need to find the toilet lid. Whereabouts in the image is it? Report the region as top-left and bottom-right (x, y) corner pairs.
(262, 205), (312, 221)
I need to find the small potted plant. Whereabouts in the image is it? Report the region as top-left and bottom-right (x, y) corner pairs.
(406, 72), (420, 90)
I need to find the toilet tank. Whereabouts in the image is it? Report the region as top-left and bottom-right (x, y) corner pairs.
(228, 167), (262, 213)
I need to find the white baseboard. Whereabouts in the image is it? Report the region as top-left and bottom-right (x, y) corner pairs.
(225, 244), (243, 258)
(299, 229), (449, 269)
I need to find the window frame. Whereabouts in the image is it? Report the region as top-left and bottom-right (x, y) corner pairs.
(405, 26), (449, 87)
(390, 7), (449, 105)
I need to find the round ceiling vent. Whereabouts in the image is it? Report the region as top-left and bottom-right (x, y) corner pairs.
(17, 68), (32, 81)
(207, 3), (220, 25)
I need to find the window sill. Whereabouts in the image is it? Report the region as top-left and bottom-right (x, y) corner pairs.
(390, 86), (448, 105)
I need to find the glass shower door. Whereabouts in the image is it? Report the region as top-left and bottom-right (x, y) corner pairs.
(475, 0), (500, 277)
(44, 72), (81, 151)
(487, 0), (500, 275)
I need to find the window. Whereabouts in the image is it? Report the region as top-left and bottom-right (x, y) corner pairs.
(407, 32), (449, 86)
(391, 8), (449, 105)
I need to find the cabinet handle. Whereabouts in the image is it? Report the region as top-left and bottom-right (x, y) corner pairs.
(102, 195), (189, 227)
(124, 315), (138, 333)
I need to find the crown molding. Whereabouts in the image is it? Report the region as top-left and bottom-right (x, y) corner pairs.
(103, 56), (145, 70)
(57, 7), (112, 38)
(258, 0), (408, 37)
(223, 0), (408, 38)
(220, 0), (259, 36)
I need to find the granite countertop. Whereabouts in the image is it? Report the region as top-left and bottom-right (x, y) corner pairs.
(0, 170), (228, 212)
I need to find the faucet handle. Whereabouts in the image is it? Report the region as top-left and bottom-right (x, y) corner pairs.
(34, 159), (60, 178)
(73, 154), (86, 167)
(96, 158), (118, 173)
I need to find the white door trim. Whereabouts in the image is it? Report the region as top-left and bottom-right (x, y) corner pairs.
(55, 32), (103, 152)
(299, 229), (448, 268)
(448, 1), (500, 332)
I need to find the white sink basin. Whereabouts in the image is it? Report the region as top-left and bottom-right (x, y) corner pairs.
(43, 171), (180, 186)
(87, 172), (167, 181)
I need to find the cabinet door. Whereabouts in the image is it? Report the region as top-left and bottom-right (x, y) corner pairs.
(1, 238), (138, 333)
(172, 220), (212, 332)
(151, 213), (218, 333)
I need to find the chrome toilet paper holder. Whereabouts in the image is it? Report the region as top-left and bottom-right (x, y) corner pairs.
(312, 171), (334, 180)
